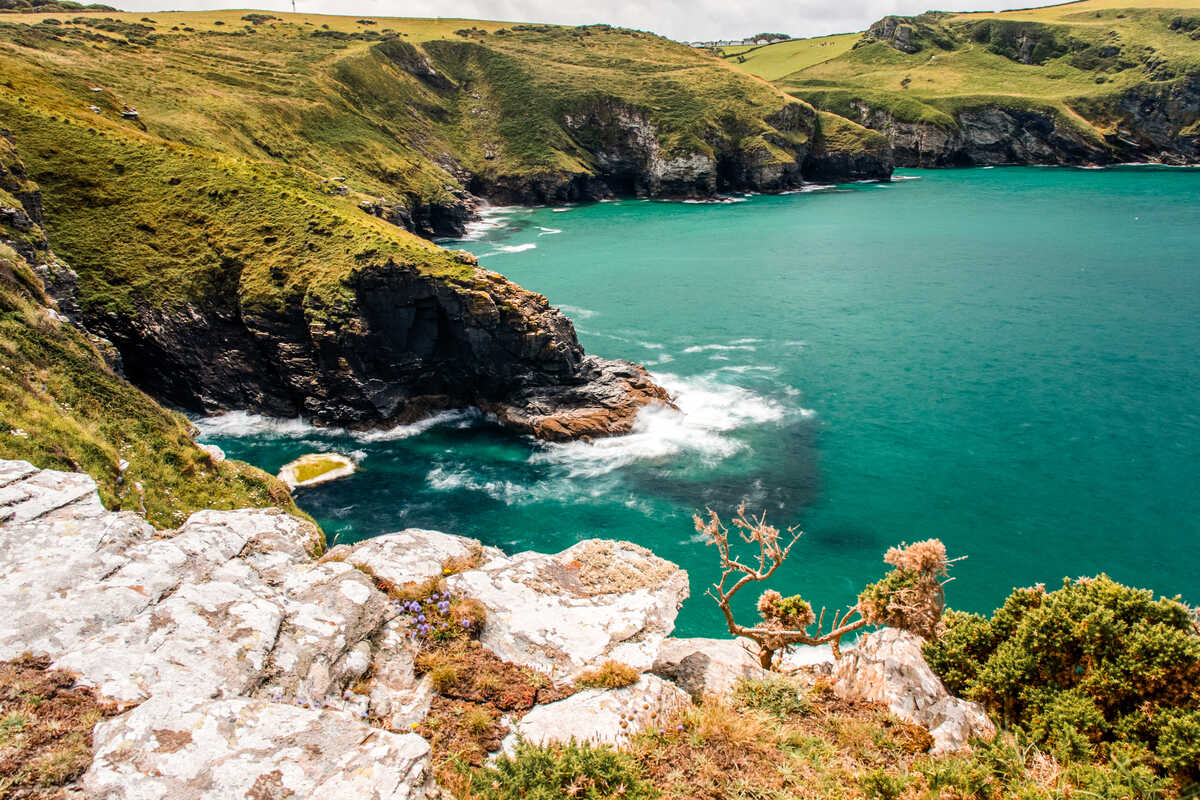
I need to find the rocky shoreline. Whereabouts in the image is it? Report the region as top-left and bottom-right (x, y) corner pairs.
(0, 459), (995, 798)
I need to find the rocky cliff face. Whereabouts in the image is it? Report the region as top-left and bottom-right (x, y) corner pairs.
(465, 97), (891, 204)
(833, 80), (1199, 168)
(89, 256), (668, 440)
(847, 102), (1112, 167)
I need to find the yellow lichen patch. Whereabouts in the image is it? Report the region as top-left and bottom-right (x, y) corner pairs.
(277, 453), (356, 489)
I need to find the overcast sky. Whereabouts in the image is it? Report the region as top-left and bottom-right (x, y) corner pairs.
(113, 0), (1043, 41)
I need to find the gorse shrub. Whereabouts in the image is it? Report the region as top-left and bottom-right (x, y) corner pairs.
(923, 575), (1200, 780)
(469, 740), (657, 800)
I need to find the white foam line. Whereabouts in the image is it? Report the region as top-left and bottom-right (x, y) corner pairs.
(192, 409), (477, 442)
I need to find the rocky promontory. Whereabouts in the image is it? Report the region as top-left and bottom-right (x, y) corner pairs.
(0, 459), (996, 798)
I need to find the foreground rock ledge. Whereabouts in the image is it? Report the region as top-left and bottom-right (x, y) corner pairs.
(0, 460), (688, 797)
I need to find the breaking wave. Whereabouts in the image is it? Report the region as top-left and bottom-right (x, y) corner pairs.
(528, 372), (805, 478)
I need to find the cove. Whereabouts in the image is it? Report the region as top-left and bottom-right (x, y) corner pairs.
(198, 166), (1200, 637)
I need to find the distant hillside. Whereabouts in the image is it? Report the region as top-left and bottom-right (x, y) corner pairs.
(0, 11), (895, 482)
(724, 0), (1200, 165)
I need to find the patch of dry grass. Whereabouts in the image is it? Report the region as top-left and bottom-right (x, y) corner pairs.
(0, 654), (123, 798)
(577, 660), (640, 690)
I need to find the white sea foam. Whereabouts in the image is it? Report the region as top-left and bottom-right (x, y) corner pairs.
(354, 410), (479, 442)
(890, 175), (922, 181)
(460, 205), (521, 240)
(192, 411), (317, 439)
(557, 304), (597, 320)
(682, 343), (757, 353)
(494, 243), (537, 254)
(191, 409), (476, 442)
(426, 466), (612, 505)
(781, 183), (837, 194)
(528, 372), (795, 478)
(537, 227), (562, 236)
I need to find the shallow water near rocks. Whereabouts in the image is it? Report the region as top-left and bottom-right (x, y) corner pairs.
(198, 167), (1200, 637)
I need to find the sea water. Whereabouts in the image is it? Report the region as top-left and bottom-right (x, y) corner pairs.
(198, 167), (1200, 636)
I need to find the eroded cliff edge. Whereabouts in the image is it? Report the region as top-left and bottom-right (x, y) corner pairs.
(1, 112), (672, 441)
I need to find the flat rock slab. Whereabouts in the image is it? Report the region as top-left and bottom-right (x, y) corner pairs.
(832, 628), (996, 753)
(652, 637), (769, 699)
(503, 674), (691, 752)
(344, 528), (493, 588)
(448, 539), (689, 681)
(85, 695), (434, 799)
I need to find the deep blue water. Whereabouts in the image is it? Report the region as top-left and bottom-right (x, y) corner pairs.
(199, 167), (1200, 636)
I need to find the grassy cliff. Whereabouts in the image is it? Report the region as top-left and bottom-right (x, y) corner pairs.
(724, 0), (1200, 163)
(0, 11), (866, 210)
(0, 206), (308, 530)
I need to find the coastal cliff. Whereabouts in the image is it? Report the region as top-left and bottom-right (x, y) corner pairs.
(0, 459), (995, 798)
(766, 5), (1200, 167)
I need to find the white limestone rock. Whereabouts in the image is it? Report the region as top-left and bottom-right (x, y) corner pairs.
(85, 695), (435, 799)
(345, 528), (494, 587)
(832, 628), (996, 753)
(652, 637), (769, 698)
(502, 674), (691, 753)
(448, 539), (689, 681)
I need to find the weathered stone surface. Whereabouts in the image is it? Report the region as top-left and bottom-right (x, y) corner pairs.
(0, 461), (437, 796)
(85, 695), (435, 800)
(345, 528), (491, 588)
(832, 628), (996, 753)
(448, 539), (689, 681)
(652, 637), (769, 698)
(502, 674), (691, 752)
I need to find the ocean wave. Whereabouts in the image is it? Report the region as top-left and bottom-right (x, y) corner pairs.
(353, 410), (479, 441)
(537, 227), (562, 236)
(528, 372), (797, 478)
(191, 409), (477, 442)
(494, 243), (537, 254)
(890, 175), (922, 181)
(682, 343), (757, 353)
(781, 184), (836, 194)
(426, 465), (613, 505)
(557, 304), (597, 320)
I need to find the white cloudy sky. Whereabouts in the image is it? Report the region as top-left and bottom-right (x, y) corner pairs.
(112, 0), (1043, 41)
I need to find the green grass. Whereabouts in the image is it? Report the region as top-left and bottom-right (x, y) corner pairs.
(720, 33), (859, 81)
(0, 242), (312, 529)
(718, 0), (1200, 147)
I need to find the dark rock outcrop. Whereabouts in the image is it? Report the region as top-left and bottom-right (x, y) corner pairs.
(88, 256), (671, 441)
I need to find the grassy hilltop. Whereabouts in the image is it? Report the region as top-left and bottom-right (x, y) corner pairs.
(0, 10), (876, 214)
(721, 0), (1200, 163)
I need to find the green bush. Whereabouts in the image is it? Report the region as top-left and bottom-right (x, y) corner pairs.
(469, 740), (657, 800)
(924, 576), (1200, 780)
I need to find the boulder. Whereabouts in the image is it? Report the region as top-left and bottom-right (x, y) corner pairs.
(448, 539), (689, 681)
(345, 528), (494, 588)
(652, 637), (769, 698)
(85, 695), (435, 799)
(502, 674), (691, 752)
(832, 628), (996, 753)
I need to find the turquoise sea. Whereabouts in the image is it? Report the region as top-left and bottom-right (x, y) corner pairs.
(198, 167), (1200, 636)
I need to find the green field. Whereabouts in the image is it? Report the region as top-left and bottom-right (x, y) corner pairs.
(720, 33), (859, 80)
